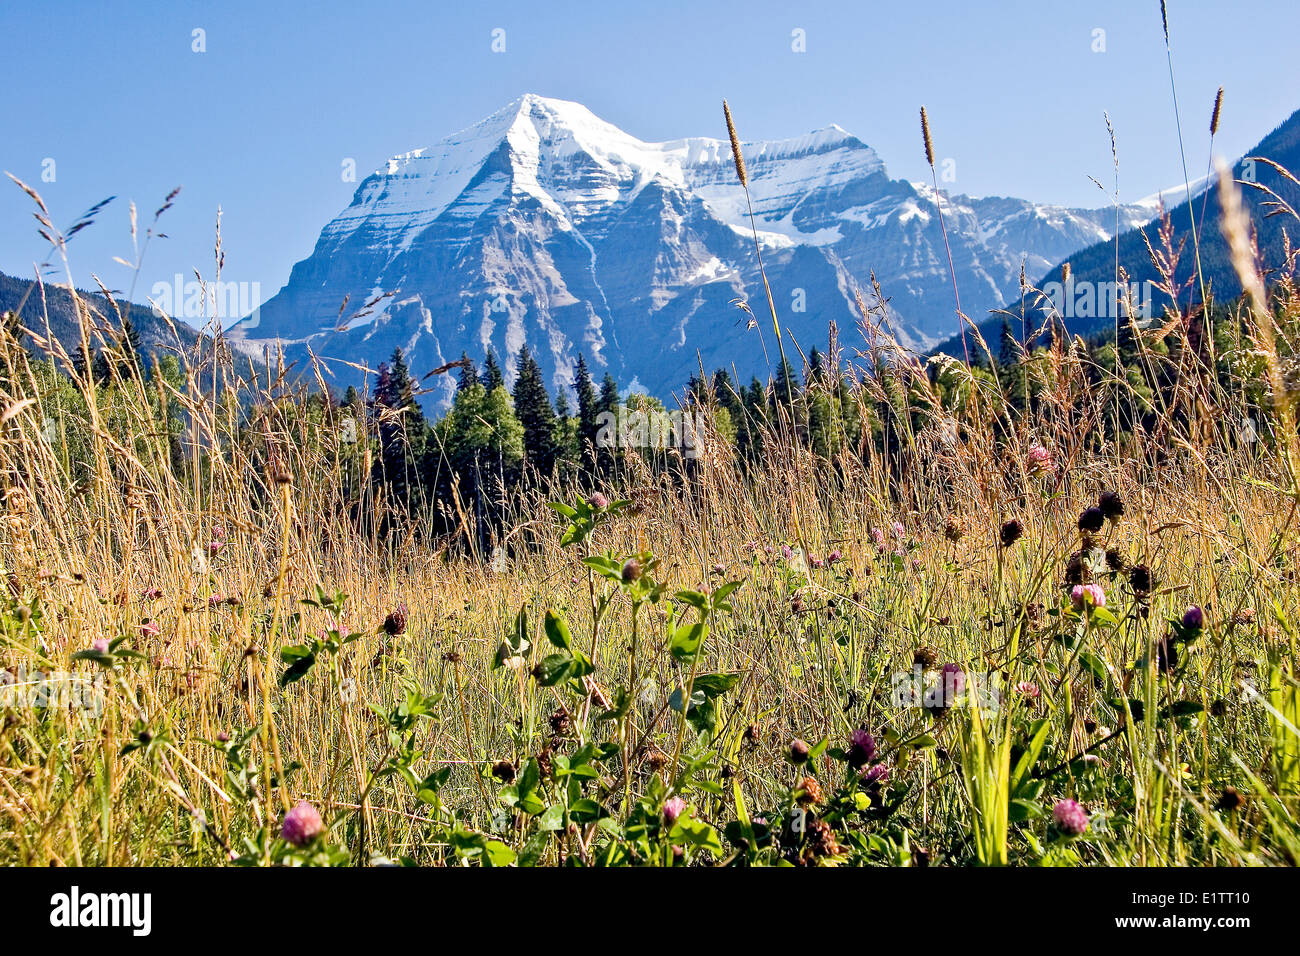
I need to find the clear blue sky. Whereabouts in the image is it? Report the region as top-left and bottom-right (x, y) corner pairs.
(3, 0), (1298, 319)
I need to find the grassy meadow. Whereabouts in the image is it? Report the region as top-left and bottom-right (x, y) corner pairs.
(3, 97), (1300, 868)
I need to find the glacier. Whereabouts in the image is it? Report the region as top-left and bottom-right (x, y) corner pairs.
(231, 94), (1160, 410)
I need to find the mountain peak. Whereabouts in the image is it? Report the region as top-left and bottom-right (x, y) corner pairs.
(242, 93), (1180, 410)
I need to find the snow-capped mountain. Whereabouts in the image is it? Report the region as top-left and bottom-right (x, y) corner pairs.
(233, 94), (1159, 407)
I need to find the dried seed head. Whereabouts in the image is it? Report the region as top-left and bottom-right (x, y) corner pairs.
(999, 518), (1024, 548)
(789, 738), (810, 764)
(913, 645), (941, 671)
(722, 100), (748, 187)
(382, 603), (408, 636)
(920, 107), (935, 167)
(1128, 563), (1153, 594)
(802, 819), (844, 860)
(1098, 490), (1125, 522)
(795, 775), (823, 805)
(1078, 506), (1105, 535)
(548, 707), (571, 736)
(1210, 86), (1224, 136)
(621, 558), (642, 583)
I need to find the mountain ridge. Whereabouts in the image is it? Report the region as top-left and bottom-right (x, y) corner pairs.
(220, 94), (1179, 405)
(929, 107), (1300, 358)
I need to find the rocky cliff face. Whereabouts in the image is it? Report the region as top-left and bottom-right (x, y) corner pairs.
(233, 94), (1154, 408)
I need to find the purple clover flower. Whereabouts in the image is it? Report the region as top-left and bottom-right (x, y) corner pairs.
(281, 800), (324, 846)
(1052, 798), (1089, 837)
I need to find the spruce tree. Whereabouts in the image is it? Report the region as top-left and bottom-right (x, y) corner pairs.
(573, 354), (599, 474)
(457, 351), (478, 392)
(512, 344), (558, 476)
(552, 391), (578, 478)
(740, 376), (768, 461)
(999, 316), (1027, 412)
(480, 350), (505, 392)
(596, 373), (621, 476)
(372, 347), (428, 511)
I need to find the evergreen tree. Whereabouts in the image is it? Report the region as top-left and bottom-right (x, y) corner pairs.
(573, 354), (599, 474)
(552, 391), (578, 479)
(480, 350), (505, 391)
(371, 347), (428, 511)
(770, 357), (803, 439)
(512, 344), (558, 477)
(91, 314), (144, 383)
(121, 314), (142, 370)
(740, 376), (769, 461)
(457, 351), (478, 392)
(429, 380), (524, 548)
(596, 372), (621, 476)
(806, 347), (825, 388)
(998, 316), (1027, 412)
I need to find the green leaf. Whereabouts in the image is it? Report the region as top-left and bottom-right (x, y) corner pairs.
(533, 652), (574, 687)
(1089, 606), (1119, 628)
(544, 609), (572, 650)
(538, 803), (565, 831)
(568, 798), (606, 823)
(675, 589), (710, 611)
(1011, 718), (1052, 795)
(569, 649), (595, 679)
(482, 840), (516, 867)
(669, 686), (707, 712)
(1108, 697), (1145, 722)
(493, 607), (532, 668)
(686, 699), (718, 734)
(670, 620), (706, 662)
(517, 829), (549, 867)
(692, 672), (741, 699)
(70, 649), (115, 666)
(710, 580), (744, 610)
(668, 814), (724, 855)
(513, 758), (545, 815)
(560, 518), (594, 548)
(279, 646), (317, 687)
(1009, 798), (1045, 822)
(580, 554), (622, 580)
(1078, 650), (1108, 685)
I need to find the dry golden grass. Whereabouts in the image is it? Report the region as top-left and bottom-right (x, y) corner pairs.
(1, 144), (1298, 868)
